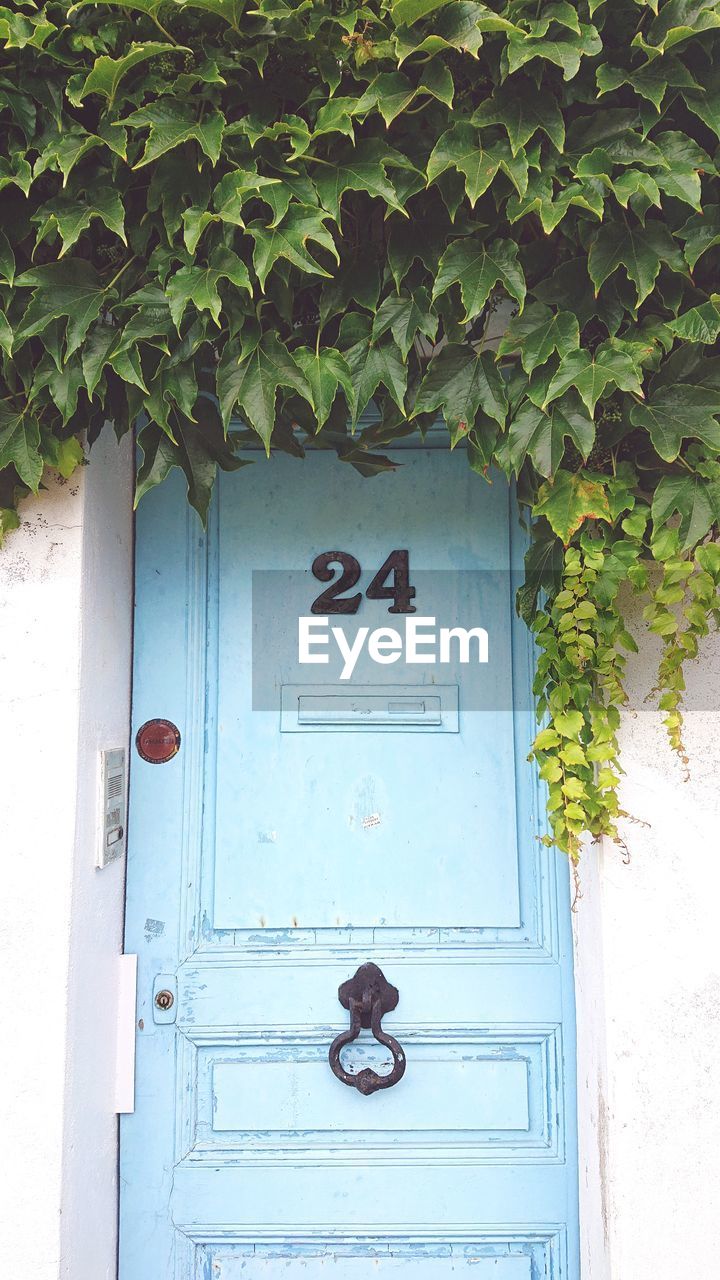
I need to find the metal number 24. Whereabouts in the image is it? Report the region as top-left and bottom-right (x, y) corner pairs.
(310, 549), (417, 615)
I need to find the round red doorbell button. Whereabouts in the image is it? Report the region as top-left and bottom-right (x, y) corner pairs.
(135, 718), (181, 764)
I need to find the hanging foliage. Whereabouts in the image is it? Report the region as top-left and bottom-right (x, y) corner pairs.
(2, 0), (720, 857)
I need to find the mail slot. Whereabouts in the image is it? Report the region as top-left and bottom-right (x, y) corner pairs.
(280, 685), (459, 732)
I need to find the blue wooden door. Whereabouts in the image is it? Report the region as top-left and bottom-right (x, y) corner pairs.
(122, 446), (579, 1280)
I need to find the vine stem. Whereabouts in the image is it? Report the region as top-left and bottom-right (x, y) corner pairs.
(150, 14), (175, 42)
(105, 256), (138, 293)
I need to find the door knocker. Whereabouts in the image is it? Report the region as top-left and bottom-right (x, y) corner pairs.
(328, 963), (406, 1095)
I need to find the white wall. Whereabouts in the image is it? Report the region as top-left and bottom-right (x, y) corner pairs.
(0, 428), (133, 1280)
(575, 591), (720, 1278)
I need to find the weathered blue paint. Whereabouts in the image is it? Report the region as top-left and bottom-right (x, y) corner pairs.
(121, 448), (580, 1280)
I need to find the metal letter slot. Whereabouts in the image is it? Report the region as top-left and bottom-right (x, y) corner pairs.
(281, 684), (459, 732)
(328, 963), (406, 1096)
(299, 693), (441, 726)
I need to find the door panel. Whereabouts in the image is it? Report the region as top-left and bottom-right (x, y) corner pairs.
(121, 449), (579, 1280)
(213, 453), (520, 931)
(199, 1246), (538, 1280)
(210, 1048), (531, 1133)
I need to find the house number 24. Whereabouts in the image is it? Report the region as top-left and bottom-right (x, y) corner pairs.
(311, 550), (417, 615)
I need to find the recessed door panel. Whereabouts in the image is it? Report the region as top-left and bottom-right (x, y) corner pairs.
(213, 452), (520, 930)
(211, 1050), (531, 1132)
(205, 1248), (534, 1280)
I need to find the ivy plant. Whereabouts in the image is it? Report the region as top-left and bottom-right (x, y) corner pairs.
(2, 0), (720, 858)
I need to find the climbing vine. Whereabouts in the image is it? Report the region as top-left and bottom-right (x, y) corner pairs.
(2, 0), (720, 857)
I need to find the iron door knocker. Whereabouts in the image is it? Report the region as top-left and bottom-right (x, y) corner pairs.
(328, 963), (406, 1095)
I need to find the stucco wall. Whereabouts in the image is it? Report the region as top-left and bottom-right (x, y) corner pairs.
(0, 428), (133, 1280)
(574, 591), (720, 1278)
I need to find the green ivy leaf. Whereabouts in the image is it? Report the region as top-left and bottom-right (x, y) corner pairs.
(0, 6), (56, 49)
(145, 151), (211, 239)
(505, 24), (602, 81)
(313, 97), (356, 142)
(683, 69), (720, 138)
(0, 309), (13, 356)
(516, 527), (564, 623)
(0, 152), (32, 196)
(525, 3), (582, 37)
(497, 303), (579, 374)
(0, 404), (42, 491)
(355, 72), (417, 126)
(32, 187), (126, 256)
(312, 139), (409, 219)
(371, 288), (438, 359)
(652, 131), (710, 211)
(634, 0), (720, 58)
(668, 297), (720, 343)
(473, 78), (565, 154)
(173, 0), (245, 23)
(216, 333), (310, 446)
(391, 0), (448, 23)
(555, 709), (586, 737)
(15, 261), (107, 355)
(35, 128), (105, 187)
(588, 221), (685, 305)
(320, 257), (382, 324)
(418, 59), (455, 107)
(68, 0), (176, 16)
(630, 387), (720, 461)
(428, 124), (507, 206)
(534, 727), (562, 751)
(292, 347), (354, 430)
(73, 43), (185, 108)
(82, 324), (123, 398)
(394, 2), (505, 62)
(506, 395), (595, 477)
(387, 209), (450, 287)
(433, 237), (526, 321)
(543, 344), (644, 415)
(0, 230), (15, 285)
(612, 170), (661, 216)
(247, 204), (338, 289)
(166, 248), (251, 328)
(413, 345), (507, 441)
(597, 56), (700, 112)
(534, 469), (612, 543)
(135, 424), (180, 505)
(258, 173), (319, 229)
(172, 403), (248, 522)
(123, 100), (226, 167)
(508, 173), (604, 234)
(343, 331), (408, 427)
(51, 435), (85, 479)
(35, 357), (86, 423)
(652, 471), (720, 549)
(211, 170), (283, 226)
(677, 205), (720, 270)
